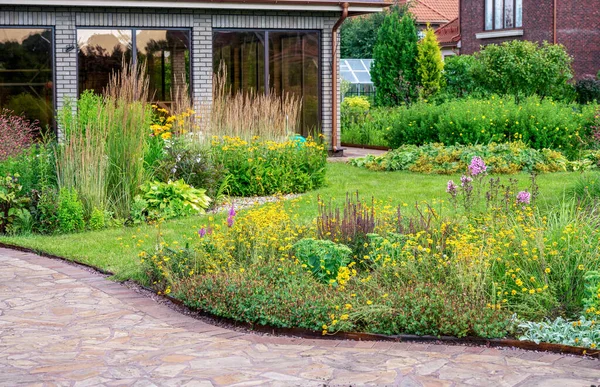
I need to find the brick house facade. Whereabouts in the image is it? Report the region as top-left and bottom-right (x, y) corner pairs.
(460, 0), (600, 78)
(0, 1), (389, 150)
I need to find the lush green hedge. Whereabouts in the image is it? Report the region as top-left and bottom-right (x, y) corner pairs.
(350, 142), (600, 174)
(342, 96), (597, 157)
(211, 136), (327, 197)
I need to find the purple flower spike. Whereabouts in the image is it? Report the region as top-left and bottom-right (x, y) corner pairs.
(460, 175), (473, 187)
(469, 156), (487, 176)
(198, 227), (207, 237)
(516, 191), (531, 205)
(227, 216), (235, 228)
(446, 180), (458, 195)
(228, 205), (236, 218)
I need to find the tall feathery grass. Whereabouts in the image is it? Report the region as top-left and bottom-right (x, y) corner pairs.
(56, 92), (108, 217)
(57, 62), (151, 218)
(208, 62), (301, 141)
(104, 62), (151, 218)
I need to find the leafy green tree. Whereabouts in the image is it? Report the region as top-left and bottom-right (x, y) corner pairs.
(442, 55), (483, 98)
(340, 12), (386, 59)
(416, 26), (444, 99)
(473, 40), (574, 102)
(371, 12), (419, 106)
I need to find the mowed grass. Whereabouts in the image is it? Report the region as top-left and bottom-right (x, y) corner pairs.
(0, 162), (584, 282)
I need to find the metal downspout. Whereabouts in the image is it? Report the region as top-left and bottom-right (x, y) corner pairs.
(331, 2), (349, 153)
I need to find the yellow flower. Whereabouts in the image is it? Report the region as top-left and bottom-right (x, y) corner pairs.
(545, 268), (551, 274)
(366, 300), (373, 305)
(161, 132), (172, 140)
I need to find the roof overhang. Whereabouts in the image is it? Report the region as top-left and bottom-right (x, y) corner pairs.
(2, 0), (391, 13)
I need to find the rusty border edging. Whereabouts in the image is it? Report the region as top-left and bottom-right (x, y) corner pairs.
(341, 143), (391, 151)
(1, 241), (598, 359)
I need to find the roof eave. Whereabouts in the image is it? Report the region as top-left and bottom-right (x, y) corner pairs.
(4, 0), (393, 12)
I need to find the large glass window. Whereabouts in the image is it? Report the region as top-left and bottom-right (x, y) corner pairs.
(213, 30), (320, 136)
(485, 0), (523, 31)
(77, 29), (132, 96)
(0, 28), (54, 129)
(77, 28), (190, 107)
(136, 30), (190, 107)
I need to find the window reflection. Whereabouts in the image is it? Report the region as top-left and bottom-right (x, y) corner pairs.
(213, 31), (265, 94)
(136, 30), (190, 108)
(77, 29), (132, 96)
(0, 28), (54, 129)
(213, 30), (320, 136)
(269, 31), (319, 136)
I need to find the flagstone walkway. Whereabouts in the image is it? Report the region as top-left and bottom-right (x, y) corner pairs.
(1, 247), (599, 387)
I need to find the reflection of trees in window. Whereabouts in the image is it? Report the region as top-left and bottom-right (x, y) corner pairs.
(137, 30), (190, 109)
(0, 28), (53, 129)
(213, 30), (319, 136)
(77, 30), (132, 96)
(485, 0), (523, 31)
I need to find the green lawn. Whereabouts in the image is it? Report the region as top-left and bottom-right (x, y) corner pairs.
(0, 162), (584, 283)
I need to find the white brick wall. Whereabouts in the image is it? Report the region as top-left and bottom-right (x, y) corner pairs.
(0, 6), (341, 147)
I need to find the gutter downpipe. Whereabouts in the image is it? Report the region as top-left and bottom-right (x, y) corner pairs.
(553, 0), (557, 44)
(331, 2), (349, 154)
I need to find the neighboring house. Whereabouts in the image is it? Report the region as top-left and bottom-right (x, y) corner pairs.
(408, 0), (458, 31)
(434, 17), (459, 58)
(0, 0), (391, 152)
(460, 0), (600, 78)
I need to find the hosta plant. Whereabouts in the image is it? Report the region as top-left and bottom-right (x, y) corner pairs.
(137, 179), (211, 221)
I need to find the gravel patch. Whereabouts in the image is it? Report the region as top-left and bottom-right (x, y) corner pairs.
(208, 193), (303, 214)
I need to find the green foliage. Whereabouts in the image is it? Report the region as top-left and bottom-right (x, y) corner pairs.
(473, 41), (574, 101)
(137, 179), (211, 221)
(0, 174), (30, 235)
(583, 271), (600, 318)
(350, 142), (580, 174)
(152, 137), (227, 200)
(371, 12), (419, 106)
(416, 26), (444, 99)
(340, 10), (388, 58)
(575, 76), (600, 104)
(382, 96), (597, 158)
(442, 55), (483, 99)
(89, 207), (107, 231)
(340, 96), (371, 141)
(519, 316), (600, 349)
(57, 188), (85, 234)
(32, 187), (59, 235)
(211, 137), (327, 197)
(0, 141), (56, 194)
(292, 238), (352, 285)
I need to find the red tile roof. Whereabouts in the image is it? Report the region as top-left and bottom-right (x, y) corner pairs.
(407, 0), (458, 24)
(435, 17), (460, 46)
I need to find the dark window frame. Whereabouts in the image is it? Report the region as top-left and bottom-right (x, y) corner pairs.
(75, 26), (192, 104)
(0, 25), (56, 133)
(484, 0), (522, 31)
(213, 28), (322, 134)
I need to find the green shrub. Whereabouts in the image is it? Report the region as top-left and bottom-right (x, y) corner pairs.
(137, 179), (211, 221)
(211, 136), (327, 197)
(442, 55), (484, 99)
(576, 76), (600, 104)
(152, 137), (227, 201)
(32, 187), (59, 234)
(0, 141), (56, 194)
(89, 207), (107, 231)
(473, 40), (574, 102)
(371, 12), (419, 106)
(350, 142), (579, 174)
(293, 238), (352, 285)
(0, 174), (31, 235)
(416, 26), (444, 99)
(383, 96), (597, 157)
(57, 188), (85, 233)
(583, 271), (600, 318)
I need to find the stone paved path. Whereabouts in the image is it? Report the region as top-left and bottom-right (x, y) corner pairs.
(1, 248), (599, 386)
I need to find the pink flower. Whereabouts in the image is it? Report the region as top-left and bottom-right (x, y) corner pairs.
(516, 191), (531, 205)
(227, 216), (235, 228)
(469, 156), (487, 176)
(446, 180), (458, 196)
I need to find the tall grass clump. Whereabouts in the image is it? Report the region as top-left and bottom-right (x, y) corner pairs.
(57, 62), (152, 218)
(209, 63), (301, 141)
(56, 92), (108, 216)
(104, 62), (152, 218)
